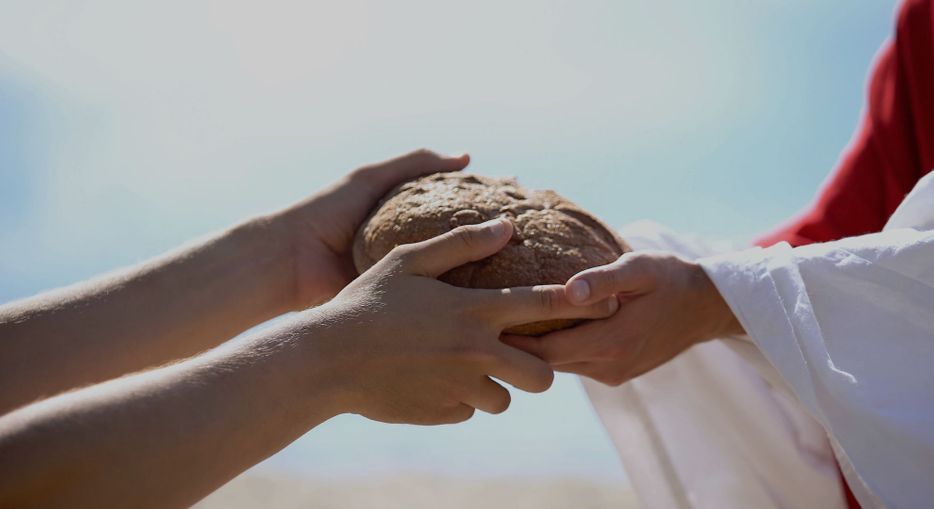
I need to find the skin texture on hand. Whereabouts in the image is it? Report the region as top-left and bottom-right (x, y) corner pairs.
(504, 251), (744, 387)
(0, 216), (618, 508)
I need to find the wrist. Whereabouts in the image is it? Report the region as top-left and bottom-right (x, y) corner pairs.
(227, 215), (298, 316)
(289, 303), (371, 417)
(686, 261), (744, 342)
(242, 308), (358, 424)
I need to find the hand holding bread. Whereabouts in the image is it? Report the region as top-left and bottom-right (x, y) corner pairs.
(319, 217), (618, 423)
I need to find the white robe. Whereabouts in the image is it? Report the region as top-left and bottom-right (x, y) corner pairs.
(585, 172), (934, 509)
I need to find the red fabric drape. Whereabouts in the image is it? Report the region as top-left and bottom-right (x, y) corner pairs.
(756, 0), (934, 248)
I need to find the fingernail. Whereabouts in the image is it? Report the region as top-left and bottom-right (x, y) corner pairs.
(485, 218), (507, 237)
(606, 297), (619, 314)
(567, 279), (590, 303)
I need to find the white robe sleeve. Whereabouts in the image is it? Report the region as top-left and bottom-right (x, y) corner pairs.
(586, 175), (934, 508)
(583, 222), (846, 509)
(698, 228), (934, 509)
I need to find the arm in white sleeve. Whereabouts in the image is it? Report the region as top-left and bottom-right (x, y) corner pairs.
(698, 228), (934, 509)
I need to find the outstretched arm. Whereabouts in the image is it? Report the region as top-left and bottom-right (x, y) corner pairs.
(0, 150), (469, 414)
(0, 219), (618, 509)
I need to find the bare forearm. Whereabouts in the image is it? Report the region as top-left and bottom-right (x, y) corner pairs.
(0, 217), (295, 413)
(0, 314), (343, 509)
(0, 150), (473, 413)
(0, 213), (581, 508)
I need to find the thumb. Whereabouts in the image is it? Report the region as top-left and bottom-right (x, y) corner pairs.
(565, 253), (655, 305)
(400, 218), (513, 277)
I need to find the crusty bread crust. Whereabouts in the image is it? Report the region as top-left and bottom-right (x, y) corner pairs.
(353, 172), (629, 335)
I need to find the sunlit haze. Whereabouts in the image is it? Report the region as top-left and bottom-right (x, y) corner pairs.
(0, 0), (898, 483)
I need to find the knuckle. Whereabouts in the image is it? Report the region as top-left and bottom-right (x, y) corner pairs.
(449, 227), (477, 250)
(347, 167), (367, 182)
(387, 243), (417, 264)
(625, 251), (649, 267)
(409, 148), (437, 163)
(606, 260), (632, 287)
(537, 287), (558, 312)
(389, 243), (413, 257)
(608, 268), (626, 288)
(348, 163), (386, 189)
(633, 252), (665, 280)
(349, 162), (376, 178)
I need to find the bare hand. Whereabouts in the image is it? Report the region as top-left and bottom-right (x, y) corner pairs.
(274, 149), (471, 309)
(503, 251), (743, 386)
(311, 218), (619, 424)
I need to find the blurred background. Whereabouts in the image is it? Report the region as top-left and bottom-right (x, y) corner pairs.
(0, 0), (898, 507)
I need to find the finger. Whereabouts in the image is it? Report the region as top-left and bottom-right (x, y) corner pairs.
(462, 377), (512, 415)
(398, 218), (513, 277)
(477, 285), (619, 329)
(500, 320), (614, 365)
(500, 334), (548, 360)
(437, 403), (476, 424)
(357, 149), (470, 196)
(565, 253), (655, 306)
(484, 344), (555, 393)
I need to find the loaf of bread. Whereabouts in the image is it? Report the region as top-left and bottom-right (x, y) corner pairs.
(352, 172), (628, 335)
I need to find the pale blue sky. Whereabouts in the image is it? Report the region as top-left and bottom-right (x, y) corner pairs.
(0, 0), (898, 482)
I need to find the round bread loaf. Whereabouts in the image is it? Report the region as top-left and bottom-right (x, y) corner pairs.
(352, 172), (629, 335)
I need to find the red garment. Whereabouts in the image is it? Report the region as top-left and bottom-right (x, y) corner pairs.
(755, 1), (934, 506)
(756, 0), (934, 248)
